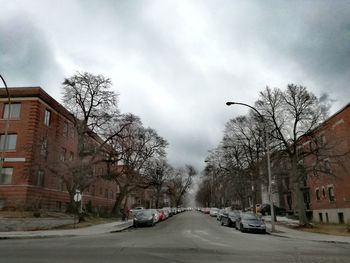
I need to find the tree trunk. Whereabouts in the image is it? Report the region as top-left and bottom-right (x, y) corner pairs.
(155, 185), (161, 209)
(292, 157), (308, 225)
(112, 185), (128, 216)
(66, 190), (76, 213)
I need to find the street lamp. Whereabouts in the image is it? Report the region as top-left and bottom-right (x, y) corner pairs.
(226, 101), (276, 232)
(0, 74), (11, 173)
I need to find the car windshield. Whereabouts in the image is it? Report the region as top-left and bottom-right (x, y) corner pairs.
(137, 210), (152, 217)
(242, 214), (259, 220)
(228, 212), (239, 217)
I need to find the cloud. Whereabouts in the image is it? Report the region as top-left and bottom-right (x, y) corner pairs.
(0, 14), (64, 98)
(0, 0), (349, 171)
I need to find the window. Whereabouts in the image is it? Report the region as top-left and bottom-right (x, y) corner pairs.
(44, 109), (51, 126)
(0, 167), (13, 184)
(63, 122), (69, 137)
(59, 148), (66, 161)
(322, 187), (326, 197)
(3, 103), (21, 119)
(0, 134), (17, 150)
(69, 125), (75, 138)
(41, 137), (48, 156)
(69, 151), (74, 161)
(315, 189), (320, 201)
(37, 170), (44, 187)
(328, 186), (335, 202)
(105, 189), (108, 198)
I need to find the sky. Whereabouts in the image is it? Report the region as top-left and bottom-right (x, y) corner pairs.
(1, 0), (350, 171)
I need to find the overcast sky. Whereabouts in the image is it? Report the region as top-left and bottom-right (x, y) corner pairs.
(1, 0), (349, 170)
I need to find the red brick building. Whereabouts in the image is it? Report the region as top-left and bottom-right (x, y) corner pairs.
(263, 103), (350, 224)
(304, 103), (350, 224)
(0, 87), (119, 213)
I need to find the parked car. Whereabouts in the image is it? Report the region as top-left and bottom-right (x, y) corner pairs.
(220, 211), (240, 227)
(217, 209), (225, 221)
(157, 209), (166, 221)
(130, 207), (145, 216)
(202, 207), (210, 214)
(236, 213), (266, 233)
(209, 207), (219, 217)
(259, 203), (286, 216)
(150, 209), (160, 223)
(133, 209), (157, 227)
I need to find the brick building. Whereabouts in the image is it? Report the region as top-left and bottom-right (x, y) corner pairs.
(0, 87), (119, 213)
(267, 103), (350, 223)
(303, 103), (350, 224)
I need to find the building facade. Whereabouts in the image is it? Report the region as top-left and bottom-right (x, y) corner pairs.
(304, 104), (350, 224)
(0, 87), (119, 213)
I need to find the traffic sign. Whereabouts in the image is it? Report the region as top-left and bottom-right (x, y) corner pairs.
(74, 190), (82, 202)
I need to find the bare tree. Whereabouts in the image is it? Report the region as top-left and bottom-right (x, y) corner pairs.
(105, 114), (168, 215)
(167, 165), (196, 207)
(223, 114), (265, 211)
(48, 72), (128, 212)
(256, 84), (329, 224)
(143, 158), (173, 208)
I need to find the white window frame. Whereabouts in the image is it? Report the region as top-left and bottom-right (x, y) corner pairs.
(37, 170), (44, 187)
(44, 109), (51, 126)
(0, 167), (13, 184)
(3, 103), (21, 119)
(0, 134), (17, 151)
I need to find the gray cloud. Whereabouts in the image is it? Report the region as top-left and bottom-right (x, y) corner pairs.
(1, 0), (349, 171)
(0, 14), (64, 98)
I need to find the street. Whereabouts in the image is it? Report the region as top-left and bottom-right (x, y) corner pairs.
(0, 211), (349, 263)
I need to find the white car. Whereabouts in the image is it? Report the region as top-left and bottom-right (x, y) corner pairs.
(209, 207), (219, 217)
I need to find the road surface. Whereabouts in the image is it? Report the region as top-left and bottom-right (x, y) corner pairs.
(1, 211), (349, 262)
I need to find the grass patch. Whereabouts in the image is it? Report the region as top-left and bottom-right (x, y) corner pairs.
(300, 223), (350, 237)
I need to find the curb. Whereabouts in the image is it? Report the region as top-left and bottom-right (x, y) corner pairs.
(110, 222), (133, 233)
(267, 231), (350, 244)
(0, 222), (133, 240)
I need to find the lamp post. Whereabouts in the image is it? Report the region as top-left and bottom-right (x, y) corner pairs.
(0, 74), (11, 174)
(226, 101), (275, 232)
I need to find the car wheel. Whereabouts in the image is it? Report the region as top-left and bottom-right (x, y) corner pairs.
(262, 229), (266, 234)
(221, 220), (224, 226)
(239, 224), (244, 232)
(134, 222), (138, 228)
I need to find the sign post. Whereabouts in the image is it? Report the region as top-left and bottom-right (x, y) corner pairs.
(73, 190), (82, 228)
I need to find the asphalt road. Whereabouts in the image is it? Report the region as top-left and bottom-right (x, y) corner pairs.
(1, 211), (349, 263)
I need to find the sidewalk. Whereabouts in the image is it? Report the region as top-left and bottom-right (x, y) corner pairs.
(265, 222), (350, 244)
(0, 220), (133, 239)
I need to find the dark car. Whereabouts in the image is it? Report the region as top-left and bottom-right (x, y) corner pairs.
(217, 209), (225, 221)
(220, 211), (240, 227)
(236, 213), (266, 233)
(259, 203), (286, 216)
(133, 209), (156, 227)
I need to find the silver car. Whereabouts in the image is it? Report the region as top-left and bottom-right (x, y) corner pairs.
(236, 213), (266, 234)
